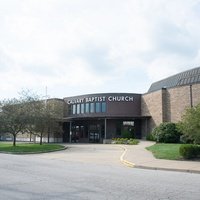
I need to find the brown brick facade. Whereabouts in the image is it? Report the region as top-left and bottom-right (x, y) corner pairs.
(141, 90), (163, 137)
(141, 83), (200, 136)
(192, 84), (200, 106)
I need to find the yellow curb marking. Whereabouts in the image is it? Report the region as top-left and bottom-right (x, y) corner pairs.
(119, 145), (135, 168)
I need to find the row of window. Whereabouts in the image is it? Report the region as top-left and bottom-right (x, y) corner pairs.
(69, 102), (106, 115)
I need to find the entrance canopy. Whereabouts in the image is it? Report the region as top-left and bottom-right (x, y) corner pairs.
(62, 116), (150, 143)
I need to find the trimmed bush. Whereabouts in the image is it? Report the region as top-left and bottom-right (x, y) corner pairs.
(179, 144), (200, 159)
(112, 138), (139, 145)
(152, 122), (181, 143)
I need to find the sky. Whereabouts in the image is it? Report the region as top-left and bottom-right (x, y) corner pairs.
(0, 0), (200, 100)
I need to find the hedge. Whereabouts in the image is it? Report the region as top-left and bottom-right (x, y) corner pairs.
(179, 144), (200, 159)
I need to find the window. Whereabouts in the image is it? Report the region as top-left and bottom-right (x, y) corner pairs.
(101, 102), (106, 112)
(85, 103), (89, 113)
(72, 102), (107, 114)
(90, 103), (95, 113)
(77, 104), (80, 114)
(72, 104), (76, 114)
(81, 103), (84, 114)
(95, 102), (101, 113)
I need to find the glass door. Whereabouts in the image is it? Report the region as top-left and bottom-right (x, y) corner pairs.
(89, 124), (101, 143)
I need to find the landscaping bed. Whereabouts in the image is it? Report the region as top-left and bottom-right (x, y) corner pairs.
(112, 138), (139, 145)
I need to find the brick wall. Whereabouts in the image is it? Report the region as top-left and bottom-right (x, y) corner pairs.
(141, 83), (200, 136)
(141, 90), (163, 136)
(166, 85), (191, 122)
(166, 84), (200, 122)
(192, 84), (200, 106)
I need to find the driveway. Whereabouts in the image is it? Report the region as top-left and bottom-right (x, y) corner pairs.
(0, 143), (200, 200)
(32, 144), (124, 166)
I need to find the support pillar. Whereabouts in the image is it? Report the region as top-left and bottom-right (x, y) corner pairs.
(190, 85), (193, 108)
(69, 121), (72, 143)
(104, 118), (107, 139)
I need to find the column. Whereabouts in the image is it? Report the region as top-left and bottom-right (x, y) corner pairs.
(69, 121), (72, 143)
(104, 118), (107, 139)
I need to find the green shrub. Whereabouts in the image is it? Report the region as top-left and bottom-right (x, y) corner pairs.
(180, 134), (194, 144)
(177, 103), (200, 144)
(146, 133), (155, 141)
(121, 130), (133, 139)
(113, 138), (128, 144)
(112, 138), (139, 145)
(179, 144), (200, 159)
(128, 139), (139, 145)
(152, 122), (181, 143)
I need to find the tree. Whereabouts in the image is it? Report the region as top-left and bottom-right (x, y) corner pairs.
(0, 98), (28, 146)
(178, 103), (200, 144)
(25, 98), (64, 145)
(44, 99), (64, 144)
(0, 90), (64, 146)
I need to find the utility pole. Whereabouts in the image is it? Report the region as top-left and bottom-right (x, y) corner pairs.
(45, 86), (48, 108)
(44, 86), (49, 143)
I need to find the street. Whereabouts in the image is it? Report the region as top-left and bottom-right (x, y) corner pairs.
(0, 144), (199, 200)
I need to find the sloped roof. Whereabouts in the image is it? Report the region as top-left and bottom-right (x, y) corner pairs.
(148, 67), (200, 93)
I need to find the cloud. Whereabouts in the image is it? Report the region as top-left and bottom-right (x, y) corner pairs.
(0, 0), (200, 99)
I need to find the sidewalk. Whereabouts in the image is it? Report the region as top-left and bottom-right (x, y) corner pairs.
(123, 141), (200, 173)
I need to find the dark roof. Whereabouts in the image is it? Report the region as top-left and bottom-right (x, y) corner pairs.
(148, 67), (200, 93)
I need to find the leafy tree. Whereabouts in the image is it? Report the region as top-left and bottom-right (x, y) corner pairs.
(178, 103), (200, 144)
(22, 96), (63, 145)
(31, 101), (56, 145)
(0, 90), (64, 146)
(0, 98), (28, 146)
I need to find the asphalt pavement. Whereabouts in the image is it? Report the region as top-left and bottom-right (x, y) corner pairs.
(0, 143), (200, 200)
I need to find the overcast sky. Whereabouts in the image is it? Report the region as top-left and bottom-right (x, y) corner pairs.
(0, 0), (200, 99)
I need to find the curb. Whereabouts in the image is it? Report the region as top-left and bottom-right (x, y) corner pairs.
(134, 165), (200, 174)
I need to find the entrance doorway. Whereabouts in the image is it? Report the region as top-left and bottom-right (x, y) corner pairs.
(89, 124), (101, 143)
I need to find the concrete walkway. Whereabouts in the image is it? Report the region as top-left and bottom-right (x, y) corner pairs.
(123, 141), (200, 173)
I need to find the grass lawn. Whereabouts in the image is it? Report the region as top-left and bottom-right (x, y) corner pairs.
(0, 142), (66, 154)
(146, 143), (182, 160)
